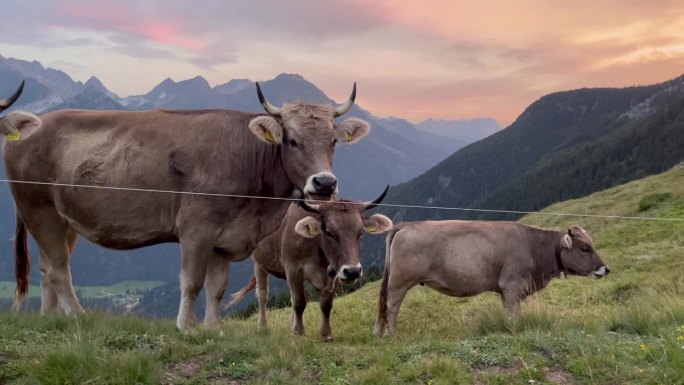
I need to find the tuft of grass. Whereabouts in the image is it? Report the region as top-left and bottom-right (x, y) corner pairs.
(638, 192), (672, 212)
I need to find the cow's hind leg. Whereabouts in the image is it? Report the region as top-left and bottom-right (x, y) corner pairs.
(254, 263), (269, 328)
(41, 228), (79, 313)
(24, 208), (83, 315)
(499, 279), (529, 313)
(386, 284), (411, 335)
(204, 254), (230, 330)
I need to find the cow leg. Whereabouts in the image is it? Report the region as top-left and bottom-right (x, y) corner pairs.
(254, 263), (269, 328)
(287, 273), (307, 335)
(25, 209), (83, 315)
(40, 228), (79, 313)
(203, 254), (230, 330)
(177, 233), (214, 332)
(386, 285), (411, 335)
(318, 289), (334, 341)
(38, 251), (58, 313)
(500, 280), (528, 313)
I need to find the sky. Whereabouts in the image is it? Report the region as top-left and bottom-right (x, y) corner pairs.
(1, 1), (683, 127)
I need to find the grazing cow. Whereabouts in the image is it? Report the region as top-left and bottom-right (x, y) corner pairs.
(374, 221), (610, 336)
(226, 187), (393, 340)
(2, 81), (372, 331)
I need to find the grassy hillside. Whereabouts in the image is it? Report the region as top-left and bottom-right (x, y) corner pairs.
(1, 166), (683, 384)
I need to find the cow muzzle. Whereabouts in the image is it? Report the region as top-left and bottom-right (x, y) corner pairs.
(304, 172), (338, 199)
(592, 265), (610, 279)
(338, 263), (363, 284)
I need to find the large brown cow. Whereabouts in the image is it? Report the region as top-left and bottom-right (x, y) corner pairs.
(226, 187), (393, 340)
(374, 221), (610, 336)
(2, 81), (372, 331)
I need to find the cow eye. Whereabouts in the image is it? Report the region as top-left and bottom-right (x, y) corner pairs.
(324, 228), (336, 239)
(581, 246), (590, 253)
(289, 139), (298, 147)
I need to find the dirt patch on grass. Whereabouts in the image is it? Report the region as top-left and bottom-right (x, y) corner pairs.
(162, 357), (202, 385)
(543, 366), (576, 384)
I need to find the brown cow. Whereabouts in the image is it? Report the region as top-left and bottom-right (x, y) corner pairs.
(226, 187), (393, 340)
(2, 81), (372, 331)
(374, 221), (610, 336)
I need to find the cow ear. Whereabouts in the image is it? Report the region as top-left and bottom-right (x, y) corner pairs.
(249, 116), (283, 144)
(294, 216), (321, 238)
(1, 111), (41, 141)
(561, 233), (573, 249)
(363, 214), (393, 234)
(335, 118), (370, 144)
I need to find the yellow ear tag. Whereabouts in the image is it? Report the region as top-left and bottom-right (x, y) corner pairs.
(366, 224), (377, 233)
(346, 133), (353, 142)
(6, 131), (21, 141)
(309, 226), (318, 236)
(265, 131), (276, 143)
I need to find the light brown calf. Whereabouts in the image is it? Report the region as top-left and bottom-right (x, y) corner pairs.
(227, 187), (393, 340)
(375, 221), (610, 336)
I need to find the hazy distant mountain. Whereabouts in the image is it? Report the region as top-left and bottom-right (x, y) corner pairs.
(416, 117), (501, 143)
(84, 76), (120, 100)
(215, 79), (253, 95)
(44, 88), (127, 112)
(372, 115), (472, 155)
(122, 76), (229, 110)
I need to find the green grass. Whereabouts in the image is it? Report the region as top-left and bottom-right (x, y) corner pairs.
(1, 167), (684, 384)
(0, 280), (165, 300)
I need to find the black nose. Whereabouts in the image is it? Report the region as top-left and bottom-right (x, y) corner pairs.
(341, 266), (362, 280)
(604, 266), (611, 275)
(312, 175), (337, 194)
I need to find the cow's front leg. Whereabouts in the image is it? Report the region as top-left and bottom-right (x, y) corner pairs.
(177, 232), (214, 332)
(286, 273), (307, 335)
(204, 254), (231, 330)
(318, 289), (334, 341)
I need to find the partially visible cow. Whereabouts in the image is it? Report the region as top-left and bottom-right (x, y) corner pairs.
(3, 81), (372, 331)
(0, 81), (42, 140)
(227, 187), (393, 340)
(374, 221), (610, 336)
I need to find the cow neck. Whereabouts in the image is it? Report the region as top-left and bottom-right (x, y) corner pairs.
(553, 233), (567, 278)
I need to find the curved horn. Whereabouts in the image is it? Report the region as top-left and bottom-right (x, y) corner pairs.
(255, 82), (282, 116)
(298, 200), (320, 214)
(0, 81), (25, 112)
(333, 82), (356, 118)
(363, 184), (389, 211)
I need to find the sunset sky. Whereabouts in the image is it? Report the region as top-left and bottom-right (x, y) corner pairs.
(2, 0), (683, 126)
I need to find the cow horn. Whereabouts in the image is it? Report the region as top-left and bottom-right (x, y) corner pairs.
(298, 200), (320, 214)
(0, 81), (25, 112)
(363, 185), (389, 211)
(333, 82), (356, 118)
(255, 82), (282, 116)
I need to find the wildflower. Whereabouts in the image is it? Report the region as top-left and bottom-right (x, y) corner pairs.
(677, 335), (684, 341)
(639, 343), (647, 351)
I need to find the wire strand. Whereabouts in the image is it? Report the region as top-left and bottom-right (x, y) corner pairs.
(0, 178), (682, 222)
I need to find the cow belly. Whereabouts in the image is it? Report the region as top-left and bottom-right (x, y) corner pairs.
(55, 190), (178, 249)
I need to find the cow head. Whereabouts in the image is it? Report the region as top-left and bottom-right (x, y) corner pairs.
(0, 81), (41, 141)
(294, 186), (393, 284)
(249, 83), (370, 200)
(558, 225), (610, 279)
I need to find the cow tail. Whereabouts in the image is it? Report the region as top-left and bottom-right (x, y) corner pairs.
(223, 276), (257, 309)
(12, 214), (30, 311)
(378, 225), (401, 334)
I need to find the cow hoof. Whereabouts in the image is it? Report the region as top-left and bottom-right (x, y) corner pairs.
(322, 335), (333, 342)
